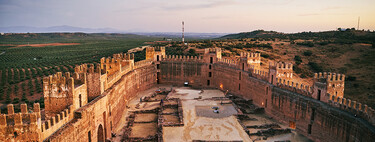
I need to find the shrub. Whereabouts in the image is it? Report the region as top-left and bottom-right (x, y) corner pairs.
(261, 53), (270, 58)
(303, 50), (313, 56)
(318, 41), (329, 46)
(12, 98), (20, 104)
(297, 41), (314, 47)
(346, 76), (357, 81)
(294, 55), (302, 65)
(293, 66), (302, 74)
(308, 62), (323, 72)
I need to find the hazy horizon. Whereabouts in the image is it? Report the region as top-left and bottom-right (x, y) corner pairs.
(1, 0), (374, 33)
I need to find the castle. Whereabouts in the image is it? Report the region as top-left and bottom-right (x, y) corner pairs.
(0, 46), (374, 142)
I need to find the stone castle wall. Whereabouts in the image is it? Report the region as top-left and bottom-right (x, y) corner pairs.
(1, 47), (374, 142)
(156, 48), (375, 142)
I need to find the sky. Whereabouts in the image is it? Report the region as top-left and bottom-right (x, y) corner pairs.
(0, 0), (374, 33)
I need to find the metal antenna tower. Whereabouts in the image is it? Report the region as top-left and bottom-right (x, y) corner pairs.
(182, 21), (185, 44)
(357, 17), (360, 30)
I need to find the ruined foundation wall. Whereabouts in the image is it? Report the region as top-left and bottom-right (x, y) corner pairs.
(44, 63), (157, 142)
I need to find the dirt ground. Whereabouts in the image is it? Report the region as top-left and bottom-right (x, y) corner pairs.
(162, 115), (180, 123)
(134, 113), (157, 122)
(162, 108), (177, 114)
(163, 88), (252, 142)
(111, 85), (172, 142)
(1, 43), (80, 48)
(195, 104), (237, 118)
(130, 123), (158, 138)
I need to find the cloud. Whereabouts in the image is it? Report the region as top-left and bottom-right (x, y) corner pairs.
(298, 13), (321, 16)
(161, 0), (236, 11)
(322, 6), (343, 10)
(201, 15), (227, 20)
(298, 12), (348, 17)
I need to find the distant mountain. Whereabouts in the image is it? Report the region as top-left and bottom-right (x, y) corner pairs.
(134, 32), (229, 39)
(0, 25), (229, 39)
(0, 25), (119, 33)
(220, 30), (282, 39)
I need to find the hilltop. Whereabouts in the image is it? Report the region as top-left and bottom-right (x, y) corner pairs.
(221, 29), (375, 44)
(217, 29), (375, 107)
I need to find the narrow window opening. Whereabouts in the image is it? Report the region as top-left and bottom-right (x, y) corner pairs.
(109, 105), (111, 116)
(317, 89), (321, 101)
(207, 80), (210, 86)
(210, 57), (213, 63)
(209, 72), (212, 77)
(79, 94), (82, 107)
(88, 131), (91, 142)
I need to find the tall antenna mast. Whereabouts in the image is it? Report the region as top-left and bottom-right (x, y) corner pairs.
(357, 17), (360, 30)
(182, 21), (185, 44)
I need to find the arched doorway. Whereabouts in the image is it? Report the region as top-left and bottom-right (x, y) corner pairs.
(97, 124), (104, 142)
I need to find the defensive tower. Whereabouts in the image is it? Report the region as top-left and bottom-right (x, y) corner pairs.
(313, 72), (345, 102)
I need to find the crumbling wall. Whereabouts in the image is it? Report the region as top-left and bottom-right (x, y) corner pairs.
(0, 103), (41, 141)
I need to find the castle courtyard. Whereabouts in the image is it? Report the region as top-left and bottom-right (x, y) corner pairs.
(115, 86), (312, 142)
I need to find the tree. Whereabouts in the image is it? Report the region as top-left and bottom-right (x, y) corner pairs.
(188, 49), (197, 56)
(303, 50), (313, 56)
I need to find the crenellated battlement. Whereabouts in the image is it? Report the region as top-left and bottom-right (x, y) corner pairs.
(41, 105), (74, 139)
(269, 62), (294, 81)
(276, 62), (293, 70)
(314, 72), (345, 97)
(240, 52), (260, 58)
(276, 78), (312, 96)
(43, 71), (87, 95)
(100, 53), (135, 75)
(153, 46), (165, 51)
(327, 94), (375, 125)
(146, 46), (166, 61)
(134, 59), (153, 69)
(269, 62), (293, 69)
(74, 63), (101, 73)
(43, 72), (70, 97)
(205, 47), (221, 53)
(249, 67), (269, 81)
(162, 55), (203, 62)
(217, 58), (239, 67)
(314, 72), (345, 82)
(0, 103), (41, 127)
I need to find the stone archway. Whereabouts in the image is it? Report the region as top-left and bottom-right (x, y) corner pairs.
(97, 124), (104, 142)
